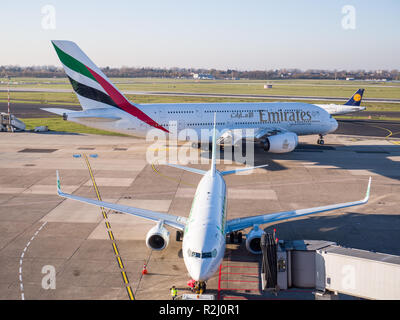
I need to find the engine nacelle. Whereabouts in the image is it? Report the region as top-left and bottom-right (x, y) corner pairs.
(145, 222), (170, 251)
(263, 132), (298, 153)
(245, 225), (265, 254)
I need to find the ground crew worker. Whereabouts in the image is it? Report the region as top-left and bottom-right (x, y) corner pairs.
(170, 286), (178, 300)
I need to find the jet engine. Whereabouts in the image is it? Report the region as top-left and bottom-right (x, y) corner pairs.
(262, 132), (298, 153)
(245, 225), (265, 254)
(145, 221), (170, 251)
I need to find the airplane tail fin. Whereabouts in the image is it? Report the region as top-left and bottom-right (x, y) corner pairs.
(51, 40), (168, 132)
(344, 89), (365, 106)
(51, 40), (130, 111)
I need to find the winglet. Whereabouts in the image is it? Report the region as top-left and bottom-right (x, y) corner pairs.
(56, 170), (61, 194)
(363, 176), (372, 203)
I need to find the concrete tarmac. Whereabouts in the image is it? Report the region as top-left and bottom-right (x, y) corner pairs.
(0, 132), (399, 300)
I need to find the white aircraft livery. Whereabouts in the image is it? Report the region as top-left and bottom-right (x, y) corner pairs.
(44, 40), (339, 152)
(56, 115), (371, 293)
(316, 89), (366, 116)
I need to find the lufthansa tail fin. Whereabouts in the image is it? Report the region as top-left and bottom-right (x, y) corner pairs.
(344, 89), (365, 106)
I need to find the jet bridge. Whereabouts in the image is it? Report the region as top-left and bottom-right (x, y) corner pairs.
(260, 235), (400, 300)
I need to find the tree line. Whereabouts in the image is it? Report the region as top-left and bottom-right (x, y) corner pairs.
(1, 65), (399, 81)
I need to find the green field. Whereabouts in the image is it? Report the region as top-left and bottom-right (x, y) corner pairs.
(1, 77), (400, 115)
(21, 117), (130, 136)
(1, 77), (400, 100)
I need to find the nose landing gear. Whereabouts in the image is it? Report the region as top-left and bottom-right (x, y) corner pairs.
(192, 281), (207, 294)
(317, 134), (325, 145)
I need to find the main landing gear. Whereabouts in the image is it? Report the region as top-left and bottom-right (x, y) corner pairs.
(176, 231), (183, 242)
(228, 231), (243, 244)
(317, 134), (325, 145)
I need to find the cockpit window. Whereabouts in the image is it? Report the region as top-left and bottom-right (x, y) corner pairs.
(187, 248), (217, 259)
(202, 252), (212, 258)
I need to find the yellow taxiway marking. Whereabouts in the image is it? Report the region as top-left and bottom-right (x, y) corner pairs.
(364, 124), (400, 145)
(112, 242), (120, 256)
(151, 162), (197, 187)
(82, 154), (135, 300)
(116, 256), (124, 269)
(126, 286), (135, 300)
(121, 271), (129, 284)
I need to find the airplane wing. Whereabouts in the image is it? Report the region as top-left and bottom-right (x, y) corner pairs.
(56, 171), (186, 230)
(225, 177), (371, 234)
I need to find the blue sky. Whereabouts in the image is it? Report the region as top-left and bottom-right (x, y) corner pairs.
(0, 0), (399, 70)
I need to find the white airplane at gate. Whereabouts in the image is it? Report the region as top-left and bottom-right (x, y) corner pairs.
(56, 115), (371, 292)
(44, 40), (339, 151)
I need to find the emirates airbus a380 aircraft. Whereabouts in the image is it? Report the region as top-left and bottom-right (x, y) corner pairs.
(44, 40), (339, 152)
(56, 116), (371, 293)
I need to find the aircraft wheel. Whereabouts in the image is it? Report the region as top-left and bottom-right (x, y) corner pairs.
(199, 281), (206, 294)
(237, 232), (243, 243)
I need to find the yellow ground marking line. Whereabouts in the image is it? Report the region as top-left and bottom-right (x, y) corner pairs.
(116, 256), (124, 269)
(151, 162), (197, 187)
(364, 124), (400, 145)
(112, 242), (120, 256)
(126, 286), (135, 300)
(366, 124), (393, 138)
(389, 131), (400, 144)
(121, 271), (129, 284)
(82, 154), (134, 300)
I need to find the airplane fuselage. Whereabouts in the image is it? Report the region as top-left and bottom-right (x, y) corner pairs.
(316, 103), (366, 116)
(64, 102), (338, 141)
(181, 170), (227, 281)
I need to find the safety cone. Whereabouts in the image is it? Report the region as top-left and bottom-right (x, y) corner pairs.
(142, 263), (148, 275)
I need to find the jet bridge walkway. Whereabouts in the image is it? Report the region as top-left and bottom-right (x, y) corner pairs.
(260, 235), (400, 300)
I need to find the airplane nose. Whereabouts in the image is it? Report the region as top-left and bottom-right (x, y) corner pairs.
(189, 260), (212, 281)
(329, 118), (338, 133)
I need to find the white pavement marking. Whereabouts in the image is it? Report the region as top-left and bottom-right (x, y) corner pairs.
(19, 221), (47, 300)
